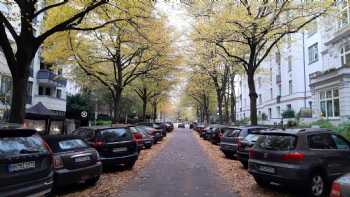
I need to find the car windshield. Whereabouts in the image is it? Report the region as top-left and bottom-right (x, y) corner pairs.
(58, 139), (88, 151)
(99, 128), (132, 142)
(0, 135), (47, 156)
(255, 134), (297, 151)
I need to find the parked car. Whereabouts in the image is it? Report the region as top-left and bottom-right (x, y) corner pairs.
(137, 126), (162, 144)
(219, 126), (267, 158)
(209, 125), (232, 145)
(0, 128), (53, 197)
(236, 132), (262, 168)
(178, 123), (185, 128)
(137, 122), (166, 138)
(129, 126), (144, 151)
(72, 126), (138, 169)
(135, 126), (154, 149)
(43, 135), (102, 188)
(330, 173), (350, 197)
(248, 128), (350, 197)
(194, 124), (205, 134)
(164, 122), (174, 132)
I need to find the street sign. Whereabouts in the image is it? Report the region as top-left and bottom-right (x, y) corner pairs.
(81, 111), (88, 118)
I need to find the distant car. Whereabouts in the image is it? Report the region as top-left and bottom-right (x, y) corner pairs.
(178, 123), (185, 128)
(43, 135), (102, 188)
(331, 173), (350, 197)
(236, 133), (262, 168)
(135, 126), (154, 149)
(0, 128), (53, 197)
(203, 125), (223, 140)
(164, 122), (174, 132)
(249, 128), (350, 197)
(72, 126), (138, 169)
(194, 124), (205, 134)
(209, 125), (231, 145)
(219, 126), (267, 158)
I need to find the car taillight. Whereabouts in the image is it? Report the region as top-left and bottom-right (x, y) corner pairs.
(93, 139), (105, 148)
(330, 182), (342, 197)
(132, 134), (137, 142)
(95, 151), (101, 161)
(281, 152), (304, 161)
(248, 149), (255, 158)
(53, 155), (64, 169)
(42, 140), (53, 167)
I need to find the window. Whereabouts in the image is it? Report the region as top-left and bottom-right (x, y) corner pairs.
(341, 43), (350, 67)
(308, 43), (319, 64)
(331, 134), (350, 150)
(277, 106), (281, 118)
(258, 77), (262, 88)
(259, 94), (262, 105)
(289, 80), (293, 95)
(56, 89), (62, 99)
(309, 134), (337, 149)
(278, 84), (282, 96)
(320, 89), (340, 118)
(45, 87), (51, 96)
(57, 68), (63, 76)
(268, 108), (272, 119)
(287, 104), (292, 111)
(270, 68), (273, 82)
(276, 51), (281, 65)
(27, 82), (33, 104)
(338, 0), (350, 29)
(270, 88), (273, 99)
(288, 56), (292, 72)
(39, 86), (44, 95)
(0, 76), (12, 94)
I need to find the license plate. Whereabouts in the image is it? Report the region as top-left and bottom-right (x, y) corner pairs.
(259, 165), (275, 174)
(75, 156), (90, 162)
(8, 161), (36, 172)
(113, 147), (127, 152)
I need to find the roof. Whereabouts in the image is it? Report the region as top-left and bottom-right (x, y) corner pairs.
(78, 125), (129, 131)
(261, 128), (331, 135)
(44, 134), (82, 142)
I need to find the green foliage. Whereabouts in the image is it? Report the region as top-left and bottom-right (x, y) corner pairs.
(282, 110), (295, 119)
(96, 120), (112, 126)
(286, 120), (297, 128)
(311, 119), (334, 129)
(335, 123), (350, 140)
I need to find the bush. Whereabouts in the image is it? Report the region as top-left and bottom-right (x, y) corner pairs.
(282, 110), (295, 119)
(311, 119), (334, 129)
(96, 120), (112, 126)
(335, 123), (350, 140)
(286, 120), (297, 128)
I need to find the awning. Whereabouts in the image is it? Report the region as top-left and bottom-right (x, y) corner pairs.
(26, 102), (65, 120)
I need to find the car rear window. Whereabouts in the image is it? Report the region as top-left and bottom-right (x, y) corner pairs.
(255, 134), (297, 151)
(224, 129), (240, 137)
(99, 128), (132, 142)
(0, 135), (48, 156)
(58, 139), (88, 151)
(245, 134), (260, 142)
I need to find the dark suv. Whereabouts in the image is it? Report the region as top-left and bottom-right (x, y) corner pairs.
(73, 126), (138, 169)
(44, 135), (102, 188)
(0, 129), (53, 197)
(248, 128), (350, 197)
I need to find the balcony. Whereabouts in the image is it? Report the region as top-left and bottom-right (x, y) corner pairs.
(37, 69), (67, 87)
(276, 74), (281, 84)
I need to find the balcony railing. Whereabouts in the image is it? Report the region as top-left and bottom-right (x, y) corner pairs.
(37, 69), (67, 87)
(276, 74), (281, 84)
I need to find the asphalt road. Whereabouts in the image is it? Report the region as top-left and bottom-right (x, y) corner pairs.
(119, 128), (237, 197)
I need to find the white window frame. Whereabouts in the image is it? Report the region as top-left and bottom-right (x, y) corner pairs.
(308, 43), (319, 64)
(288, 80), (293, 95)
(338, 0), (350, 29)
(341, 43), (350, 67)
(320, 88), (340, 118)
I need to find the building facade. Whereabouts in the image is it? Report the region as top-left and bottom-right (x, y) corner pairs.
(236, 1), (350, 125)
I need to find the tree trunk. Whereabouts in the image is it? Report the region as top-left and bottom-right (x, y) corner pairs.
(152, 101), (157, 121)
(217, 93), (223, 124)
(9, 75), (28, 123)
(112, 88), (122, 123)
(230, 74), (236, 123)
(224, 87), (230, 124)
(247, 71), (258, 125)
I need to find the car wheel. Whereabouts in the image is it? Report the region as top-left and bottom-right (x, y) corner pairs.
(145, 144), (152, 149)
(241, 161), (248, 169)
(254, 176), (269, 188)
(86, 176), (100, 186)
(308, 173), (326, 197)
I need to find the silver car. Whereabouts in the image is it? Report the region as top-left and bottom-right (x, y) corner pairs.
(331, 173), (350, 197)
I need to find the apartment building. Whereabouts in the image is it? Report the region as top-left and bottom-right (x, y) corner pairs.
(236, 1), (350, 125)
(0, 2), (67, 133)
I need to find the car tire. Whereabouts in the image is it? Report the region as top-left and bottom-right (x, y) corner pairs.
(254, 176), (269, 188)
(241, 161), (248, 169)
(86, 176), (100, 186)
(308, 172), (326, 197)
(145, 144), (152, 149)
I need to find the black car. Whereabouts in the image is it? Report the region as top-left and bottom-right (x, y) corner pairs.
(0, 128), (53, 197)
(249, 128), (350, 197)
(166, 122), (174, 132)
(73, 126), (138, 169)
(139, 126), (162, 144)
(219, 126), (267, 158)
(44, 135), (102, 188)
(236, 133), (262, 168)
(135, 126), (154, 149)
(210, 126), (233, 145)
(202, 125), (221, 140)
